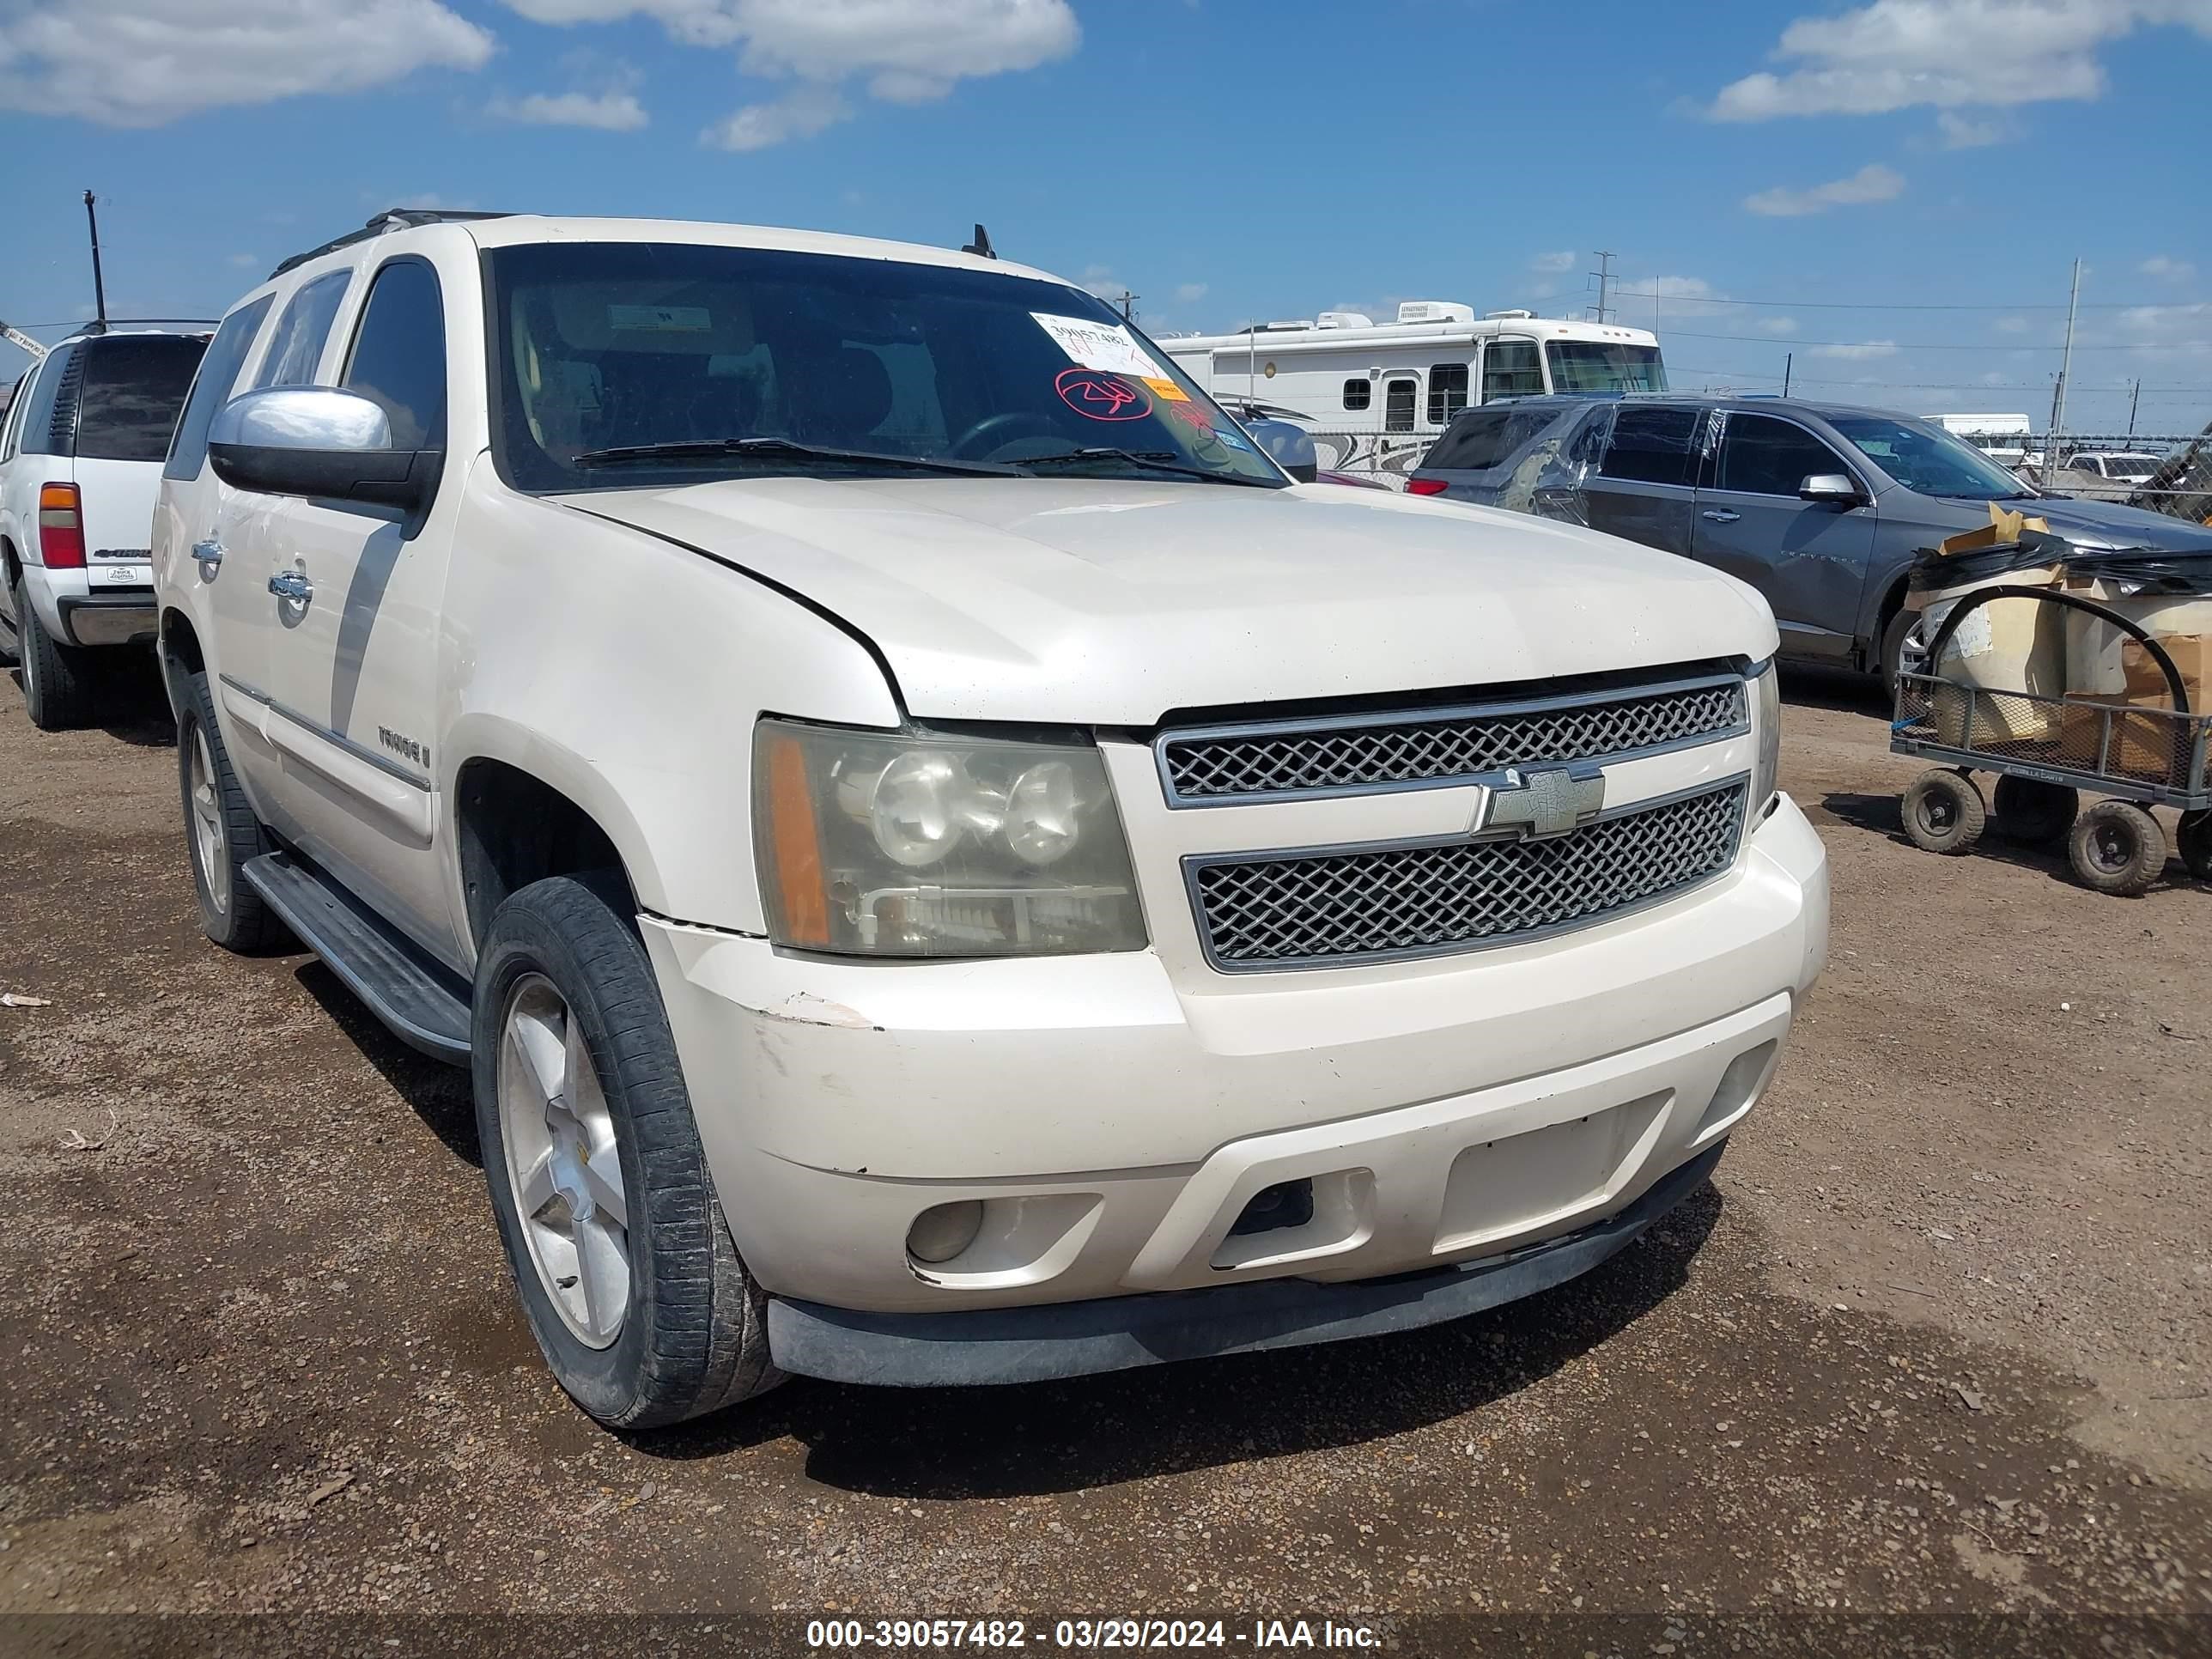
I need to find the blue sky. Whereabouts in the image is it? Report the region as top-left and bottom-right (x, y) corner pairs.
(2, 0), (2208, 437)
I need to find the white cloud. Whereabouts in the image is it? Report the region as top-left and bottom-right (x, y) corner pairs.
(226, 252), (260, 269)
(1810, 340), (1900, 359)
(1707, 1), (2212, 122)
(1744, 163), (1905, 216)
(1759, 316), (1801, 335)
(0, 0), (494, 126)
(1994, 315), (2030, 332)
(702, 82), (848, 149)
(489, 62), (649, 130)
(2141, 254), (2197, 283)
(1604, 275), (1719, 331)
(1529, 250), (1577, 275)
(1174, 282), (1208, 304)
(1936, 109), (2020, 146)
(509, 0), (1079, 148)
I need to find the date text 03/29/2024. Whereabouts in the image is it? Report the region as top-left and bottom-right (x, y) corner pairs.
(805, 1620), (1381, 1650)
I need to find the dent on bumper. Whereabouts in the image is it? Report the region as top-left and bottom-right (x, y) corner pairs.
(641, 794), (1826, 1317)
(766, 1141), (1724, 1387)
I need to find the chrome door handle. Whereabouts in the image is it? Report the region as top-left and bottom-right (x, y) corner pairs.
(268, 569), (313, 605)
(1700, 509), (1741, 523)
(191, 538), (224, 569)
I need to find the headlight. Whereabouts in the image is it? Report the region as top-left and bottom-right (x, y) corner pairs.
(754, 720), (1148, 957)
(1749, 660), (1782, 829)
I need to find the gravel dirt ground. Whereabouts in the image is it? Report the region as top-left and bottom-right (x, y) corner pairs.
(1, 662), (2207, 1657)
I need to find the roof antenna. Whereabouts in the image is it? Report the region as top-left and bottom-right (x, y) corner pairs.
(961, 222), (995, 260)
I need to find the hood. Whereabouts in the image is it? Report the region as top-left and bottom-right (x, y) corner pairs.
(556, 477), (1777, 726)
(1893, 489), (2212, 555)
(2015, 494), (2212, 553)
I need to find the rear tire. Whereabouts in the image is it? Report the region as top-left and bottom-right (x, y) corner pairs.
(15, 578), (95, 732)
(2066, 800), (2166, 896)
(176, 670), (289, 952)
(1991, 775), (2078, 845)
(472, 872), (781, 1431)
(1902, 768), (1985, 854)
(2173, 810), (2210, 883)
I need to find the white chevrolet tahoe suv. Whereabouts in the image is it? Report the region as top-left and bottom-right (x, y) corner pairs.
(2, 325), (209, 727)
(153, 210), (1827, 1430)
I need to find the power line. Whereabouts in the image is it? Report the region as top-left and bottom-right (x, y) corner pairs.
(1657, 325), (2206, 351)
(1603, 288), (2197, 312)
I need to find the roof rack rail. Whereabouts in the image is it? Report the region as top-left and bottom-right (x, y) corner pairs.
(74, 316), (220, 337)
(272, 208), (513, 279)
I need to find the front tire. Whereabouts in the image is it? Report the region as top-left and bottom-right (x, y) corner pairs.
(15, 578), (95, 732)
(2180, 811), (2212, 882)
(176, 671), (288, 951)
(2067, 800), (2166, 896)
(472, 873), (781, 1431)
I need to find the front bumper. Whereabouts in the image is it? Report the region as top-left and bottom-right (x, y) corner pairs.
(769, 1139), (1723, 1386)
(641, 793), (1826, 1321)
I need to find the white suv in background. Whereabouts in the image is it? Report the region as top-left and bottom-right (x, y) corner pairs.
(1, 325), (209, 728)
(153, 210), (1827, 1430)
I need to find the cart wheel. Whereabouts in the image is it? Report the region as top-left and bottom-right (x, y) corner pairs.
(2179, 811), (2212, 882)
(1991, 775), (2079, 845)
(2067, 801), (2166, 896)
(1902, 769), (1985, 854)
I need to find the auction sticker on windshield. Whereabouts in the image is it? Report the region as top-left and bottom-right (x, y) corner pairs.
(1054, 367), (1152, 422)
(1032, 313), (1167, 379)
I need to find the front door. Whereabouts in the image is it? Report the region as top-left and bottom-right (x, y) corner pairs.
(1692, 410), (1877, 662)
(252, 257), (459, 964)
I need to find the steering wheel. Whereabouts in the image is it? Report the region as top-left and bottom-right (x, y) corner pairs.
(948, 410), (1064, 461)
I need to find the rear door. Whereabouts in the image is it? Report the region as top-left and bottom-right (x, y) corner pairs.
(1583, 403), (1703, 555)
(1692, 410), (1877, 662)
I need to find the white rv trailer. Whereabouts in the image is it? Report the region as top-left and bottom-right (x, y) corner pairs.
(1923, 412), (2032, 466)
(1158, 302), (1664, 483)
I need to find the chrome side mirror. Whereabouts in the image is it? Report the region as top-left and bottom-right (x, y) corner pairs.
(207, 387), (441, 526)
(1797, 472), (1862, 506)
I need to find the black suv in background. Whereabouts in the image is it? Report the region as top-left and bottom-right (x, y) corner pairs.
(1410, 395), (2212, 687)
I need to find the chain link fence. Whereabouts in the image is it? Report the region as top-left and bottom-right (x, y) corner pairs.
(2016, 431), (2212, 525)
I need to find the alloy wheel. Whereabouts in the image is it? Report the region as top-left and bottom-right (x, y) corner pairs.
(497, 974), (632, 1349)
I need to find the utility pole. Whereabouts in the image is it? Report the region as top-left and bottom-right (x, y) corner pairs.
(1783, 352), (1792, 398)
(2127, 378), (2140, 437)
(1109, 289), (1138, 323)
(83, 190), (108, 327)
(1587, 251), (1616, 325)
(2045, 256), (2080, 478)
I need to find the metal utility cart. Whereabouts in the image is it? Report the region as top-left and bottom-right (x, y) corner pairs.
(1891, 586), (2212, 895)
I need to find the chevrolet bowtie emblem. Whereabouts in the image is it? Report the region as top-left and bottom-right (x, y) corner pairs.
(1479, 766), (1605, 840)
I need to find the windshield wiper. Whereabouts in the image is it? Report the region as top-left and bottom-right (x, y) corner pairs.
(1018, 447), (1279, 487)
(571, 436), (1016, 478)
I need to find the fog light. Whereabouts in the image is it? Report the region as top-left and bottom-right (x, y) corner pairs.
(907, 1200), (985, 1265)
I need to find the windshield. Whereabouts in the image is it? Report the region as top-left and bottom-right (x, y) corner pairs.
(1544, 340), (1667, 394)
(76, 336), (208, 462)
(487, 242), (1285, 492)
(1827, 413), (2034, 501)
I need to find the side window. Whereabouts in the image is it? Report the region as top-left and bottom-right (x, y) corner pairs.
(1597, 406), (1702, 488)
(251, 270), (353, 390)
(343, 259), (447, 449)
(1425, 407), (1566, 472)
(1, 374), (27, 461)
(1425, 362), (1469, 426)
(1341, 377), (1370, 411)
(164, 295), (276, 483)
(15, 343), (79, 457)
(1383, 376), (1418, 433)
(1481, 338), (1542, 400)
(1716, 413), (1850, 497)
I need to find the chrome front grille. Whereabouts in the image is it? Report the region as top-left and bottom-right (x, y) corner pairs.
(1158, 674), (1747, 805)
(1187, 781), (1747, 971)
